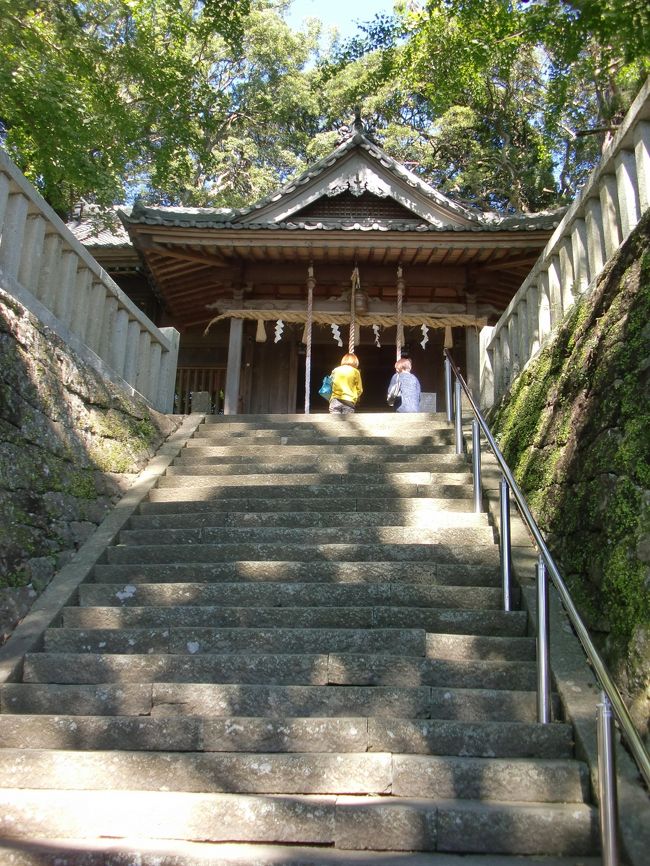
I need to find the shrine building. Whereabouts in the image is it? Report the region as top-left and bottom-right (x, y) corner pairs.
(69, 119), (563, 414)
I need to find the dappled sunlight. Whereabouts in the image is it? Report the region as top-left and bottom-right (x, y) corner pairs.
(0, 408), (598, 857)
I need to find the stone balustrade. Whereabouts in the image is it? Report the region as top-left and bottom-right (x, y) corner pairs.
(480, 77), (650, 408)
(0, 149), (179, 413)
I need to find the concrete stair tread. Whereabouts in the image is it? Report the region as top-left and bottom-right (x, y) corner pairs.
(116, 527), (496, 546)
(0, 788), (599, 854)
(0, 715), (574, 757)
(127, 512), (487, 529)
(59, 605), (527, 636)
(147, 488), (475, 502)
(138, 497), (478, 514)
(50, 624), (535, 660)
(1, 682), (554, 722)
(0, 837), (604, 865)
(90, 561), (501, 586)
(77, 582), (504, 608)
(44, 626), (429, 655)
(0, 748), (589, 802)
(175, 450), (457, 461)
(156, 474), (470, 488)
(168, 457), (466, 471)
(23, 651), (538, 689)
(105, 543), (501, 566)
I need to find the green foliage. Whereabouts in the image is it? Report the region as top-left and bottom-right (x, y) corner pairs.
(0, 0), (256, 213)
(1, 0), (648, 215)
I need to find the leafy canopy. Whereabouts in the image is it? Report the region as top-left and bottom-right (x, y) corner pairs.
(1, 0), (648, 216)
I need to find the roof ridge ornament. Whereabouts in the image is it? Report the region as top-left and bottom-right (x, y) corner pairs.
(353, 107), (364, 134)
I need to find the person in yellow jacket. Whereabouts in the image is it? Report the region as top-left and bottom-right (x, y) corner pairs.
(329, 352), (363, 414)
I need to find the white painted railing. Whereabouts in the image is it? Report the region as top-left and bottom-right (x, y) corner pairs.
(480, 77), (650, 407)
(0, 149), (179, 413)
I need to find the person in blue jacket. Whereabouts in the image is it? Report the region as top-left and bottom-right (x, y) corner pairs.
(387, 357), (421, 412)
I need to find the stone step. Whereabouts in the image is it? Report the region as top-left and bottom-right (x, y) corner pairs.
(201, 413), (450, 427)
(44, 620), (535, 669)
(0, 838), (604, 866)
(0, 789), (598, 855)
(156, 472), (469, 488)
(127, 510), (487, 530)
(147, 484), (474, 502)
(177, 444), (456, 459)
(192, 426), (452, 439)
(22, 652), (538, 691)
(104, 542), (500, 566)
(426, 633), (536, 662)
(78, 582), (504, 610)
(192, 423), (450, 436)
(138, 496), (477, 514)
(166, 459), (466, 475)
(0, 749), (589, 803)
(191, 433), (456, 447)
(61, 606), (527, 636)
(44, 626), (427, 656)
(167, 446), (468, 472)
(117, 525), (496, 548)
(90, 561), (501, 587)
(1, 683), (555, 722)
(0, 715), (574, 758)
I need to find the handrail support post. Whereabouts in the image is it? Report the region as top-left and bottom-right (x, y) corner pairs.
(454, 379), (463, 455)
(444, 355), (453, 423)
(598, 691), (619, 866)
(472, 419), (482, 513)
(500, 477), (511, 611)
(536, 556), (551, 724)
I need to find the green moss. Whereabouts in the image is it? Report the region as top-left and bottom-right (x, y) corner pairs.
(66, 470), (97, 500)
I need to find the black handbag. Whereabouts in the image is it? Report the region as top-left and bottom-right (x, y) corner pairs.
(387, 375), (401, 407)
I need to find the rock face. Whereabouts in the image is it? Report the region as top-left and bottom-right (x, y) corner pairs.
(490, 210), (650, 741)
(0, 288), (182, 641)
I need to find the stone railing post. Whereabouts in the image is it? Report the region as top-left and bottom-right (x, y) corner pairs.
(558, 237), (575, 310)
(599, 173), (622, 259)
(479, 325), (495, 408)
(547, 257), (563, 327)
(158, 328), (180, 413)
(0, 191), (29, 278)
(571, 218), (589, 293)
(17, 214), (47, 293)
(615, 149), (641, 239)
(527, 285), (540, 357)
(634, 120), (650, 212)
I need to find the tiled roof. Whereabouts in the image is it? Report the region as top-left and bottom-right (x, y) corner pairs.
(67, 205), (133, 247)
(121, 205), (563, 233)
(120, 130), (565, 233)
(73, 130), (566, 243)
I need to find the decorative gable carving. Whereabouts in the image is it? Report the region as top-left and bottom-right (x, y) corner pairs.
(292, 190), (423, 223)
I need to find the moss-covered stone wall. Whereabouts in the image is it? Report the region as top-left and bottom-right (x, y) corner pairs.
(490, 210), (650, 740)
(0, 287), (182, 641)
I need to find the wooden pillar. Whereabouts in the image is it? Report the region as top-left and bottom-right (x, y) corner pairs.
(224, 317), (244, 415)
(465, 325), (480, 398)
(396, 265), (405, 360)
(304, 264), (315, 414)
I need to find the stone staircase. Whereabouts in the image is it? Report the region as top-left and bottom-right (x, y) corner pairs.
(0, 413), (601, 865)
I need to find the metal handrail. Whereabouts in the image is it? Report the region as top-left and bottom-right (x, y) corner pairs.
(443, 349), (650, 792)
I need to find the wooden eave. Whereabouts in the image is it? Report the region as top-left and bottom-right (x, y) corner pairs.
(120, 222), (552, 330)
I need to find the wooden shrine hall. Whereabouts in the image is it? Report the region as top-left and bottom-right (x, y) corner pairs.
(72, 118), (564, 414)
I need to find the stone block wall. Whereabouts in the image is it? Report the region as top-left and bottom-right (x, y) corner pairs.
(0, 287), (182, 642)
(489, 210), (650, 740)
